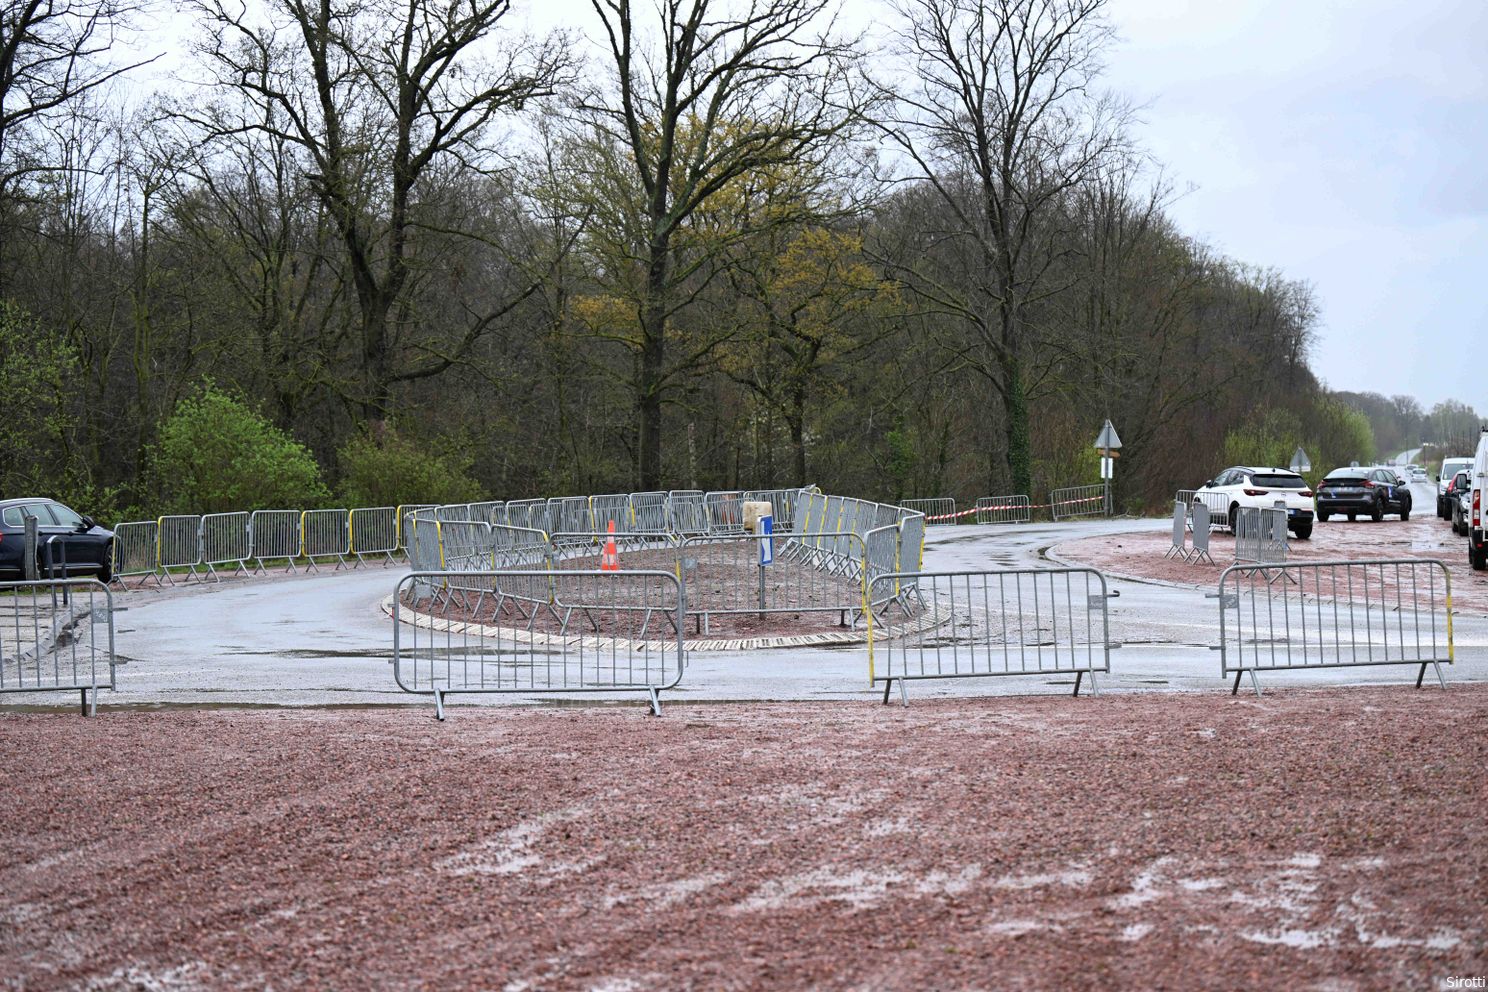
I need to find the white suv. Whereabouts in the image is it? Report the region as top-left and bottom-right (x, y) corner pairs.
(1194, 466), (1315, 539)
(1438, 456), (1473, 518)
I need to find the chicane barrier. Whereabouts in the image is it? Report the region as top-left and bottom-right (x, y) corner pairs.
(202, 512), (252, 578)
(393, 569), (685, 719)
(0, 578), (117, 715)
(111, 520), (160, 587)
(466, 501), (504, 527)
(976, 495), (1032, 525)
(1049, 484), (1109, 521)
(903, 498), (956, 525)
(548, 496), (592, 535)
(301, 509), (351, 570)
(349, 507), (399, 564)
(1188, 504), (1215, 563)
(251, 509), (303, 571)
(744, 488), (810, 531)
(1215, 558), (1452, 696)
(867, 567), (1118, 704)
(156, 515), (204, 582)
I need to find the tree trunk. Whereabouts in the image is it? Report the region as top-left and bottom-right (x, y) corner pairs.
(1005, 356), (1032, 497)
(788, 383), (808, 486)
(638, 256), (667, 489)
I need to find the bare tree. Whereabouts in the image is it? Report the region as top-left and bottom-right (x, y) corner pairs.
(178, 0), (573, 420)
(575, 0), (862, 489)
(875, 0), (1129, 496)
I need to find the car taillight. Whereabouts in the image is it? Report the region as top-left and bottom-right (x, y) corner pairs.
(1475, 490), (1481, 528)
(1243, 488), (1269, 496)
(1300, 490), (1313, 498)
(1362, 480), (1375, 488)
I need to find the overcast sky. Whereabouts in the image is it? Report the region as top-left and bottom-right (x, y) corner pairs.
(143, 0), (1485, 410)
(1099, 0), (1486, 411)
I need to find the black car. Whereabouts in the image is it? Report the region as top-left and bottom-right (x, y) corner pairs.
(1451, 470), (1472, 536)
(1315, 467), (1412, 522)
(0, 498), (114, 581)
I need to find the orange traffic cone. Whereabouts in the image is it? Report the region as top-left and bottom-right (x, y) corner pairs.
(601, 519), (620, 571)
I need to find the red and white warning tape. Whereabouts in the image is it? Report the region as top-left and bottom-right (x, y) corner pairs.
(923, 494), (1104, 522)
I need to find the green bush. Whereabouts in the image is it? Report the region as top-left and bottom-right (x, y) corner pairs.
(152, 387), (330, 513)
(337, 427), (484, 507)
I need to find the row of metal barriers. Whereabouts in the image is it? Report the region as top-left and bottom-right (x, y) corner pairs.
(904, 484), (1112, 525)
(0, 556), (1456, 717)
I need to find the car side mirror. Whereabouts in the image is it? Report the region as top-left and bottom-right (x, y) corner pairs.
(79, 515), (96, 530)
(1203, 480), (1213, 488)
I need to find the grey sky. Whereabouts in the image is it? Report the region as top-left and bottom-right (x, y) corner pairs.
(1101, 0), (1487, 411)
(140, 0), (1485, 410)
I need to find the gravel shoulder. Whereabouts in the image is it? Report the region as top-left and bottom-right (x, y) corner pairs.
(2, 689), (1485, 990)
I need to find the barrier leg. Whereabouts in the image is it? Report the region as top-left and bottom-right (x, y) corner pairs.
(1089, 670), (1099, 697)
(1231, 670), (1242, 696)
(1416, 662), (1427, 688)
(1073, 671), (1083, 697)
(434, 689), (446, 722)
(1434, 661), (1447, 690)
(647, 687), (662, 717)
(80, 688), (89, 717)
(881, 678), (893, 705)
(1248, 670), (1262, 698)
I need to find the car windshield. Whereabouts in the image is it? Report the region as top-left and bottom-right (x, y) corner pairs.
(1442, 459), (1472, 478)
(1251, 473), (1307, 489)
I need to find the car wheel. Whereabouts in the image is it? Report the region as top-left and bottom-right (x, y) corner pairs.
(1347, 514), (1357, 522)
(1438, 498), (1449, 519)
(1317, 512), (1330, 522)
(1473, 545), (1488, 571)
(1229, 503), (1241, 534)
(1291, 524), (1312, 540)
(1370, 499), (1384, 522)
(1400, 505), (1410, 522)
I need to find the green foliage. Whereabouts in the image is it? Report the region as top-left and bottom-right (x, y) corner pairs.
(1222, 399), (1376, 486)
(152, 387), (330, 513)
(337, 427), (484, 507)
(0, 301), (79, 492)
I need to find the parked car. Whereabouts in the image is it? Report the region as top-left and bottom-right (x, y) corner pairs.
(1315, 466), (1412, 522)
(1194, 466), (1315, 539)
(1468, 428), (1488, 572)
(1410, 466), (1429, 482)
(0, 498), (114, 581)
(1451, 470), (1472, 536)
(1438, 457), (1473, 518)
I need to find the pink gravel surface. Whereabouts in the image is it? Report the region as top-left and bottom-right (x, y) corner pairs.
(3, 689), (1486, 990)
(1054, 514), (1488, 614)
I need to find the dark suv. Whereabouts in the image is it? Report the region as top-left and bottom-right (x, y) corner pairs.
(0, 498), (115, 581)
(1315, 467), (1412, 522)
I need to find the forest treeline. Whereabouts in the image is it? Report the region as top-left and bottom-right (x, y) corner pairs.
(0, 0), (1467, 519)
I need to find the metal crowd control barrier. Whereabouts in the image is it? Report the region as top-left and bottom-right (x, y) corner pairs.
(396, 505), (437, 549)
(392, 570), (686, 718)
(668, 491), (709, 534)
(300, 509), (351, 570)
(902, 498), (956, 524)
(867, 568), (1117, 704)
(704, 491), (745, 532)
(467, 501), (505, 526)
(1188, 504), (1215, 563)
(1164, 501), (1188, 560)
(1179, 490), (1229, 531)
(111, 520), (161, 587)
(678, 533), (866, 631)
(631, 491), (669, 531)
(589, 494), (631, 533)
(549, 531), (676, 565)
(976, 495), (1031, 525)
(1049, 484), (1109, 521)
(251, 509), (303, 572)
(547, 496), (592, 534)
(0, 579), (117, 715)
(350, 507), (399, 565)
(1215, 558), (1452, 696)
(202, 512), (252, 577)
(156, 515), (204, 582)
(1233, 506), (1287, 566)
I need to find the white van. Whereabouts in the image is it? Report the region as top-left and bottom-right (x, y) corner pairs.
(1469, 427), (1488, 571)
(1438, 456), (1474, 518)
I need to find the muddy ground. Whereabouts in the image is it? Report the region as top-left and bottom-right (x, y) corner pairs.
(2, 689), (1485, 990)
